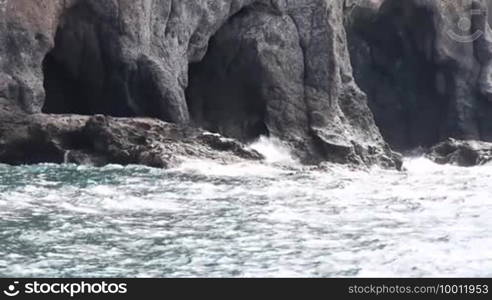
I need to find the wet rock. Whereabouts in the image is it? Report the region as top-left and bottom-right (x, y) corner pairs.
(0, 0), (402, 168)
(346, 0), (492, 151)
(427, 138), (492, 167)
(0, 104), (263, 168)
(83, 115), (264, 167)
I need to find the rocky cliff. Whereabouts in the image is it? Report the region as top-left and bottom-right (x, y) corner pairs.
(347, 0), (492, 152)
(0, 0), (403, 168)
(3, 0), (492, 169)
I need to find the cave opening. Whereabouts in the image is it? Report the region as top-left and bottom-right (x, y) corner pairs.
(347, 3), (450, 152)
(42, 4), (135, 117)
(42, 47), (94, 115)
(185, 8), (269, 143)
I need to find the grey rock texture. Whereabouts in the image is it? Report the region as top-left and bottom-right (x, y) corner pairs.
(0, 101), (263, 167)
(346, 0), (492, 151)
(0, 0), (402, 168)
(427, 138), (492, 167)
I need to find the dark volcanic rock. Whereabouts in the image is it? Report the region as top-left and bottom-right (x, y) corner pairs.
(0, 102), (263, 168)
(5, 0), (492, 169)
(346, 0), (492, 152)
(0, 0), (402, 169)
(187, 5), (306, 143)
(82, 115), (264, 167)
(427, 138), (492, 167)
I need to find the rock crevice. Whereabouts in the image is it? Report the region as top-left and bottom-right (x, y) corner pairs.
(7, 0), (477, 168)
(346, 0), (492, 152)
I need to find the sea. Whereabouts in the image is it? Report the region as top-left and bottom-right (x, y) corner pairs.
(0, 137), (491, 277)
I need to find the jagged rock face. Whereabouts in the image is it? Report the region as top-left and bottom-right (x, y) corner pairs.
(427, 138), (492, 167)
(346, 0), (492, 151)
(0, 105), (264, 168)
(0, 0), (63, 113)
(0, 0), (401, 168)
(1, 0), (260, 120)
(186, 0), (401, 166)
(186, 5), (307, 143)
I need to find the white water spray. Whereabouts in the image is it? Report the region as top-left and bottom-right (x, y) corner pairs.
(249, 136), (297, 165)
(63, 150), (71, 164)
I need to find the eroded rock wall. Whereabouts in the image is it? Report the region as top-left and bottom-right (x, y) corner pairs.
(184, 0), (400, 166)
(0, 0), (402, 168)
(1, 0), (262, 121)
(346, 0), (492, 151)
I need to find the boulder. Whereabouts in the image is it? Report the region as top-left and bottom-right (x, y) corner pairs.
(427, 138), (492, 166)
(0, 102), (263, 168)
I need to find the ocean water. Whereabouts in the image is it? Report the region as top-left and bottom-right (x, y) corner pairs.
(0, 138), (491, 277)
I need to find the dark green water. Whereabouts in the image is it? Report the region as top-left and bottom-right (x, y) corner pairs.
(0, 155), (491, 277)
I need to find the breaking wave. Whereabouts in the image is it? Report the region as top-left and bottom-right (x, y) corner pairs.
(0, 156), (491, 277)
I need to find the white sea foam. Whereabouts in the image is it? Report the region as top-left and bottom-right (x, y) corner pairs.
(172, 136), (298, 177)
(0, 157), (491, 277)
(249, 136), (298, 165)
(175, 159), (290, 177)
(402, 156), (453, 174)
